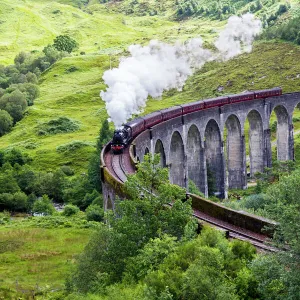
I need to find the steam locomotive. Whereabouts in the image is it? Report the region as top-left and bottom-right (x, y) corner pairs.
(111, 87), (282, 154)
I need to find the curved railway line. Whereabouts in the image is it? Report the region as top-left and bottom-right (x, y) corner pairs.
(102, 145), (278, 252)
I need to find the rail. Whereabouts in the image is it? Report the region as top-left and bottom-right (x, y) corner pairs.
(101, 141), (278, 251)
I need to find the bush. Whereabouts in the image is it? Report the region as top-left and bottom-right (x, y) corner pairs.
(53, 35), (78, 53)
(37, 117), (80, 135)
(32, 195), (55, 215)
(61, 165), (75, 176)
(86, 204), (104, 222)
(56, 141), (93, 153)
(62, 204), (80, 216)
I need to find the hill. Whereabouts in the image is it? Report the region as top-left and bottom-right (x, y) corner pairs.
(0, 0), (300, 173)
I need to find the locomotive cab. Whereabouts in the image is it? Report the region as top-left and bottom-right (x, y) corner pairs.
(111, 129), (128, 154)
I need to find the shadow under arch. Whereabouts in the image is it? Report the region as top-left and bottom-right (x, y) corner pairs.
(246, 110), (264, 176)
(186, 124), (206, 194)
(224, 114), (244, 189)
(154, 139), (166, 168)
(169, 131), (185, 187)
(205, 119), (225, 197)
(107, 196), (113, 210)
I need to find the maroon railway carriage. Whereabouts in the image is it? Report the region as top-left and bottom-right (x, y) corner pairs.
(254, 87), (282, 99)
(124, 117), (145, 139)
(143, 111), (163, 129)
(161, 106), (183, 122)
(204, 96), (229, 109)
(111, 87), (283, 154)
(229, 91), (254, 104)
(181, 101), (205, 115)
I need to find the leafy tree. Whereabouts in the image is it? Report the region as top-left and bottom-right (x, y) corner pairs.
(0, 109), (13, 136)
(53, 35), (78, 53)
(251, 169), (300, 299)
(0, 89), (27, 123)
(70, 154), (196, 293)
(32, 195), (55, 215)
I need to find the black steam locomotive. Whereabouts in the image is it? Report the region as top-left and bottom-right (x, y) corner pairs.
(111, 87), (282, 154)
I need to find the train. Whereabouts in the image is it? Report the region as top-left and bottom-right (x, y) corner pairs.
(111, 87), (282, 154)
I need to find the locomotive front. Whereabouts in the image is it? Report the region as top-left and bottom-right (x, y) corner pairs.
(111, 128), (127, 154)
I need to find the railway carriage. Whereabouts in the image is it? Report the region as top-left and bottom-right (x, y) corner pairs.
(204, 96), (229, 109)
(111, 87), (282, 154)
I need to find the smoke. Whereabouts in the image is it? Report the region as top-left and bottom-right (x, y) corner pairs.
(215, 13), (262, 60)
(100, 13), (262, 128)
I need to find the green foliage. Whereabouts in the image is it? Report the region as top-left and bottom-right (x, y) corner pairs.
(188, 179), (205, 197)
(61, 165), (75, 176)
(69, 155), (196, 293)
(37, 117), (80, 136)
(32, 195), (55, 215)
(86, 204), (104, 222)
(62, 204), (80, 216)
(0, 192), (28, 212)
(0, 89), (27, 123)
(56, 140), (94, 153)
(53, 35), (79, 53)
(262, 15), (300, 45)
(0, 109), (13, 136)
(88, 119), (113, 192)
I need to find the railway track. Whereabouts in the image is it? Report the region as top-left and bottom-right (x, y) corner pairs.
(104, 149), (277, 252)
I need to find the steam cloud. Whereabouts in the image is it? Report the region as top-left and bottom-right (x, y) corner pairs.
(100, 13), (262, 128)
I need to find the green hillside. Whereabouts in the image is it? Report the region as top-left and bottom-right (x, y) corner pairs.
(1, 1), (300, 297)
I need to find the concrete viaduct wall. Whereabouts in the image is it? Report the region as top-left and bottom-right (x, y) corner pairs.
(133, 92), (300, 198)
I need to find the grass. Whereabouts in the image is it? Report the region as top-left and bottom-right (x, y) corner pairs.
(0, 225), (94, 298)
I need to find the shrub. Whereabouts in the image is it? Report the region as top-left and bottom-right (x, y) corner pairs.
(62, 204), (80, 216)
(56, 141), (93, 153)
(32, 195), (55, 215)
(61, 165), (75, 176)
(86, 204), (104, 222)
(53, 35), (78, 53)
(37, 117), (80, 135)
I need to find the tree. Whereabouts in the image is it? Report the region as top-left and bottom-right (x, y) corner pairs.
(0, 109), (13, 136)
(53, 35), (78, 53)
(70, 154), (196, 293)
(251, 169), (300, 299)
(62, 204), (80, 216)
(0, 89), (27, 123)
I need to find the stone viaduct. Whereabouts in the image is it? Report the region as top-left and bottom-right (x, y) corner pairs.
(132, 92), (300, 198)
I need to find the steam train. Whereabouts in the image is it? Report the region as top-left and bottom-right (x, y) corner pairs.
(111, 87), (282, 154)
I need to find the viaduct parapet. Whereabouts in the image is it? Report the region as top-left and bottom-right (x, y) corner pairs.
(132, 92), (300, 198)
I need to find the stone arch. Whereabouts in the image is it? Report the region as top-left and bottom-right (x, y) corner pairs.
(154, 139), (166, 167)
(205, 119), (225, 197)
(225, 114), (244, 189)
(271, 105), (289, 161)
(246, 110), (264, 176)
(169, 131), (185, 187)
(186, 125), (205, 194)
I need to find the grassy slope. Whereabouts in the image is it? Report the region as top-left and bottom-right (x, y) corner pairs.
(0, 226), (94, 296)
(0, 0), (300, 295)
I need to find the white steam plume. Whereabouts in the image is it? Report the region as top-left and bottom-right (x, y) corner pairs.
(215, 13), (262, 60)
(100, 13), (262, 128)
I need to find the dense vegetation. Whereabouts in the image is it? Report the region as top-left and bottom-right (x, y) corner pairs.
(1, 0), (300, 298)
